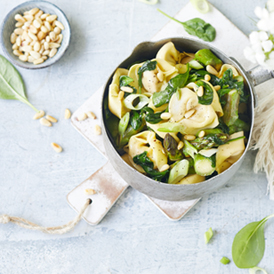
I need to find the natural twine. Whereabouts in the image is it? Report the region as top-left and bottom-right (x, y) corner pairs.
(0, 199), (92, 234)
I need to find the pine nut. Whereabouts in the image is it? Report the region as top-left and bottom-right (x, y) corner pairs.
(64, 109), (71, 119)
(23, 21), (31, 28)
(33, 19), (41, 29)
(39, 45), (44, 54)
(204, 74), (211, 82)
(118, 91), (124, 100)
(46, 36), (50, 42)
(15, 22), (24, 28)
(120, 86), (133, 93)
(177, 141), (184, 150)
(41, 26), (48, 33)
(184, 109), (196, 119)
(19, 55), (27, 62)
(33, 58), (44, 65)
(42, 50), (50, 56)
(30, 51), (40, 59)
(184, 134), (196, 141)
(14, 28), (23, 35)
(86, 111), (96, 119)
(15, 14), (26, 23)
(77, 113), (87, 121)
(40, 117), (52, 127)
(206, 65), (218, 76)
(49, 31), (56, 41)
(55, 21), (64, 30)
(28, 31), (37, 41)
(13, 50), (23, 56)
(52, 21), (56, 28)
(44, 21), (52, 32)
(198, 130), (205, 138)
(159, 164), (169, 172)
(29, 8), (39, 15)
(44, 41), (49, 50)
(10, 33), (17, 44)
(41, 13), (49, 20)
(49, 48), (57, 58)
(24, 14), (33, 21)
(36, 17), (43, 25)
(214, 85), (221, 91)
(16, 36), (21, 46)
(12, 44), (19, 50)
(160, 112), (171, 120)
(56, 34), (63, 44)
(46, 115), (57, 123)
(33, 110), (45, 120)
(42, 56), (47, 61)
(51, 142), (62, 153)
(197, 86), (204, 97)
(48, 42), (60, 48)
(53, 27), (61, 35)
(46, 15), (57, 23)
(94, 125), (102, 135)
(33, 42), (40, 52)
(30, 41), (36, 47)
(35, 10), (43, 18)
(37, 31), (46, 41)
(28, 25), (38, 34)
(24, 52), (30, 57)
(85, 188), (96, 195)
(28, 56), (35, 62)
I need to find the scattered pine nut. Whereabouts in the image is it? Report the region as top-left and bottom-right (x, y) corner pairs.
(94, 124), (102, 135)
(86, 111), (96, 119)
(33, 58), (44, 65)
(160, 112), (171, 120)
(77, 112), (88, 121)
(33, 110), (45, 120)
(198, 130), (205, 138)
(214, 85), (221, 91)
(118, 91), (124, 100)
(159, 164), (169, 172)
(197, 86), (204, 97)
(206, 65), (218, 76)
(46, 115), (57, 123)
(184, 134), (196, 141)
(184, 109), (196, 119)
(64, 108), (71, 119)
(51, 142), (62, 153)
(85, 188), (96, 195)
(204, 74), (211, 82)
(120, 86), (133, 93)
(177, 141), (184, 150)
(40, 117), (52, 127)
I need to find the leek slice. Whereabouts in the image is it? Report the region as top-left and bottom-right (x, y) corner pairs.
(138, 0), (158, 5)
(249, 267), (268, 274)
(190, 0), (209, 14)
(123, 94), (149, 110)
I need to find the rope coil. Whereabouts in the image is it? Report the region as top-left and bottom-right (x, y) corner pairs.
(0, 199), (92, 234)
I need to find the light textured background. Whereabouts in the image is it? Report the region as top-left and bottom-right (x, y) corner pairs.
(0, 0), (273, 273)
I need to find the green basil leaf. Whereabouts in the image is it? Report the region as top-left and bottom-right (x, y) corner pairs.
(141, 107), (163, 124)
(137, 60), (157, 93)
(0, 55), (38, 112)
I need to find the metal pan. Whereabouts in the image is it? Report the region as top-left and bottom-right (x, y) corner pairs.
(101, 37), (273, 201)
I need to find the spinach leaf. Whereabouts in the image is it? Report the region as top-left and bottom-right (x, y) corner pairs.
(130, 110), (143, 130)
(0, 55), (38, 112)
(138, 60), (157, 93)
(190, 70), (219, 85)
(216, 118), (230, 134)
(133, 151), (169, 182)
(141, 106), (163, 124)
(157, 9), (216, 42)
(152, 67), (189, 107)
(232, 214), (274, 269)
(196, 80), (214, 105)
(119, 75), (134, 87)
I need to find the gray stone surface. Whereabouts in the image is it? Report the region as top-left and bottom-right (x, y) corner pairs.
(0, 0), (273, 273)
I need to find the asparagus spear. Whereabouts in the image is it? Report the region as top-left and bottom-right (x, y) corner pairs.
(163, 133), (184, 161)
(228, 118), (250, 134)
(195, 49), (223, 71)
(223, 89), (240, 126)
(191, 132), (229, 150)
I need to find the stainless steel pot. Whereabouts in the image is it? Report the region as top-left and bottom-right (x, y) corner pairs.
(101, 37), (273, 201)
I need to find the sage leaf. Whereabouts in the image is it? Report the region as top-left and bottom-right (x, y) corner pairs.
(0, 55), (38, 112)
(232, 214), (274, 269)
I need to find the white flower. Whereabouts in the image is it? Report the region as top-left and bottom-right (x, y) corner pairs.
(243, 46), (257, 63)
(262, 40), (273, 52)
(267, 0), (274, 12)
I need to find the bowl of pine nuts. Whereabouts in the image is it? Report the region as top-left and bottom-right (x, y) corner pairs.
(0, 0), (71, 69)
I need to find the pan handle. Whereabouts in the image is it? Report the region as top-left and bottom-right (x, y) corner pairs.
(246, 65), (274, 87)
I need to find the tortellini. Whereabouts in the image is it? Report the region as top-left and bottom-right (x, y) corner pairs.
(108, 68), (130, 119)
(128, 131), (167, 173)
(216, 131), (245, 174)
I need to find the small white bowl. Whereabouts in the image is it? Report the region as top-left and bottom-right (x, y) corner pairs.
(0, 0), (71, 69)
